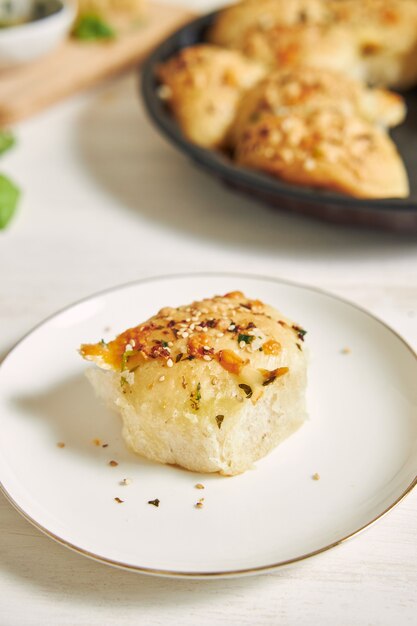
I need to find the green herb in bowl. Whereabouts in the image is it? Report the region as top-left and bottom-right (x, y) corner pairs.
(73, 14), (116, 40)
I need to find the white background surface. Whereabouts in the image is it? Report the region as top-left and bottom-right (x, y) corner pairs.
(0, 1), (416, 624)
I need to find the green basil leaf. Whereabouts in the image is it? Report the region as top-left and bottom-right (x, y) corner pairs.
(0, 174), (20, 229)
(0, 130), (15, 156)
(73, 15), (116, 41)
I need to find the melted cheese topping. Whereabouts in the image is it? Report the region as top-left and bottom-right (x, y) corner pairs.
(80, 291), (307, 393)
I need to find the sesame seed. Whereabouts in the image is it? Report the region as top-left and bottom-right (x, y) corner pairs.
(195, 502), (204, 509)
(304, 158), (316, 171)
(217, 332), (224, 338)
(203, 355), (212, 361)
(189, 324), (195, 331)
(182, 332), (189, 338)
(168, 341), (173, 347)
(120, 478), (132, 486)
(228, 324), (236, 331)
(159, 375), (165, 382)
(312, 473), (320, 481)
(125, 344), (133, 352)
(195, 483), (205, 489)
(203, 345), (211, 351)
(109, 460), (119, 467)
(239, 341), (246, 349)
(195, 326), (203, 332)
(167, 359), (174, 368)
(157, 84), (172, 100)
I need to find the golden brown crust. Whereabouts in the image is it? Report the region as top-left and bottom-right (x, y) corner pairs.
(235, 110), (409, 199)
(229, 66), (405, 145)
(156, 44), (265, 148)
(80, 290), (306, 389)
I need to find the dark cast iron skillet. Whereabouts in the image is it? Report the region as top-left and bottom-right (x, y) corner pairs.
(141, 10), (417, 232)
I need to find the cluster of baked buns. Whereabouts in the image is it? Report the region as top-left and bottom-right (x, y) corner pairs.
(157, 0), (417, 199)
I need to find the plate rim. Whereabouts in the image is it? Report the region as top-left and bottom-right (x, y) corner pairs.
(1, 271), (416, 578)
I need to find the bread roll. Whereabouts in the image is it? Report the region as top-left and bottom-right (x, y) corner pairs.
(80, 291), (308, 476)
(229, 66), (405, 146)
(333, 0), (417, 89)
(208, 0), (417, 89)
(209, 0), (329, 49)
(156, 44), (266, 148)
(235, 110), (409, 199)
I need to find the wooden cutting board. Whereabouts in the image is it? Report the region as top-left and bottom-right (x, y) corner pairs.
(0, 2), (195, 126)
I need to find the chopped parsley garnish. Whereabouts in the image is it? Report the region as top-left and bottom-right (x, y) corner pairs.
(292, 325), (307, 341)
(161, 341), (169, 347)
(190, 382), (201, 410)
(73, 14), (116, 41)
(0, 174), (20, 229)
(120, 351), (130, 371)
(215, 415), (224, 429)
(0, 130), (15, 156)
(238, 334), (254, 345)
(238, 383), (253, 399)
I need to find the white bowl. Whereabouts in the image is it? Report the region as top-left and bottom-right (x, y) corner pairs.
(0, 1), (76, 69)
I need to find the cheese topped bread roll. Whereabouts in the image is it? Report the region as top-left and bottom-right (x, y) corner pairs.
(80, 291), (308, 476)
(209, 0), (330, 49)
(333, 0), (417, 89)
(229, 66), (406, 146)
(209, 0), (417, 89)
(156, 44), (266, 148)
(235, 109), (409, 199)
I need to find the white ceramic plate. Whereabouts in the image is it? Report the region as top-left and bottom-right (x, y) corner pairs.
(1, 274), (416, 578)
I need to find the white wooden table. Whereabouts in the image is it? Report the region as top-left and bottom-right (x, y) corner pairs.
(1, 2), (416, 624)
